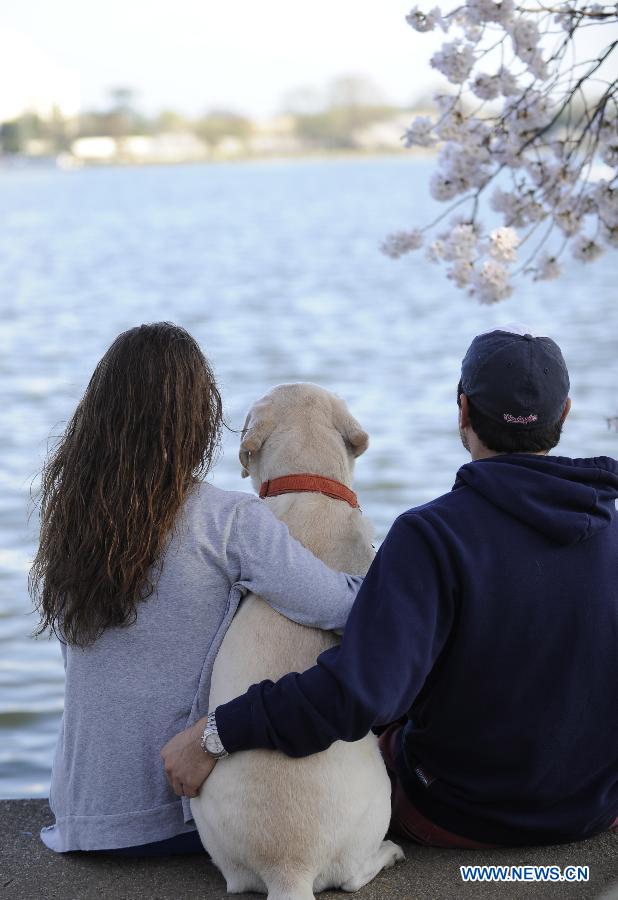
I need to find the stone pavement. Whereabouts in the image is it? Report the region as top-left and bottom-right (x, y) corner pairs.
(1, 800), (616, 900)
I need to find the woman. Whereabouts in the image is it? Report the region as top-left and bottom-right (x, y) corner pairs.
(30, 322), (362, 856)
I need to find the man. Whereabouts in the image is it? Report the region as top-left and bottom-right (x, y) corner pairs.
(162, 326), (618, 847)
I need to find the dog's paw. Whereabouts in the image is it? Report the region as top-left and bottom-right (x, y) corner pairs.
(382, 839), (405, 868)
(340, 839), (405, 892)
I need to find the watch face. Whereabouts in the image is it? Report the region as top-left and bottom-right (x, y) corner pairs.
(205, 731), (225, 756)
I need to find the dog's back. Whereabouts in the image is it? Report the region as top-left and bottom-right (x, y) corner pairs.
(191, 385), (402, 899)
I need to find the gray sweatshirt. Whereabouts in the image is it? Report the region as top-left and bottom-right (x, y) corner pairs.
(40, 482), (362, 852)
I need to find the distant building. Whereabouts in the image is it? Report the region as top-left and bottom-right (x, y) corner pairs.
(71, 133), (209, 165)
(146, 132), (209, 163)
(352, 113), (412, 152)
(71, 137), (117, 163)
(248, 115), (302, 156)
(23, 138), (56, 157)
(212, 136), (245, 159)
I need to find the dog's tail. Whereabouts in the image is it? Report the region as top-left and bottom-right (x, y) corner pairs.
(266, 873), (315, 900)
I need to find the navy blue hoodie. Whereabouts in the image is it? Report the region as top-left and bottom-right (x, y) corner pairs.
(217, 455), (618, 845)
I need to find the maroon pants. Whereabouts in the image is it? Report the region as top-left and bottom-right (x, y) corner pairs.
(378, 723), (618, 849)
(378, 723), (497, 848)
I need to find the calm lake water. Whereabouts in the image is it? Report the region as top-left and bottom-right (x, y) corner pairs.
(0, 157), (616, 799)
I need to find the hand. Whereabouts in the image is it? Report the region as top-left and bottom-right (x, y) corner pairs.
(160, 717), (217, 798)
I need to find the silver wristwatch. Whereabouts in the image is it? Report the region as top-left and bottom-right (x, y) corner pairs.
(200, 712), (229, 759)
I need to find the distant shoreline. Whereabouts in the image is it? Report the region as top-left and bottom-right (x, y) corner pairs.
(0, 147), (436, 172)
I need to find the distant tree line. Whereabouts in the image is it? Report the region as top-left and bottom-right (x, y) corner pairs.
(282, 76), (403, 149)
(0, 107), (72, 154)
(0, 76), (430, 157)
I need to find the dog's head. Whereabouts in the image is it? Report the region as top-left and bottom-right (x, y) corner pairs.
(239, 383), (368, 487)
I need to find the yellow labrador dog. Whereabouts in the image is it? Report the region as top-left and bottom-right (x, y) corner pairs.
(191, 383), (403, 900)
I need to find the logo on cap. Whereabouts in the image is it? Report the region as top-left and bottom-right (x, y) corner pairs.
(503, 413), (539, 425)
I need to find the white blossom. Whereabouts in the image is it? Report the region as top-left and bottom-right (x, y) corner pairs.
(465, 0), (514, 25)
(464, 22), (484, 41)
(578, 191), (598, 217)
(381, 229), (424, 258)
(599, 119), (618, 150)
(509, 16), (541, 65)
(472, 260), (513, 303)
(534, 253), (561, 281)
(448, 259), (475, 286)
(430, 40), (476, 84)
(525, 157), (554, 187)
(491, 187), (522, 224)
(487, 226), (519, 261)
(598, 119), (618, 167)
(554, 204), (582, 237)
(596, 182), (618, 227)
(491, 187), (546, 227)
(471, 72), (501, 101)
(435, 94), (458, 116)
(527, 162), (579, 212)
(426, 239), (445, 262)
(519, 194), (546, 225)
(406, 6), (445, 32)
(403, 116), (437, 147)
(554, 3), (575, 31)
(601, 223), (618, 247)
(444, 223), (478, 261)
(504, 90), (553, 134)
(449, 215), (483, 234)
(571, 234), (604, 262)
(434, 96), (467, 141)
(549, 140), (566, 160)
(529, 53), (550, 81)
(600, 141), (618, 168)
(430, 171), (463, 201)
(461, 117), (492, 149)
(548, 176), (583, 213)
(489, 131), (526, 168)
(497, 66), (520, 96)
(435, 141), (492, 195)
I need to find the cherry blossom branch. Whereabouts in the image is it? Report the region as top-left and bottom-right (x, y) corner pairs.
(384, 1), (618, 300)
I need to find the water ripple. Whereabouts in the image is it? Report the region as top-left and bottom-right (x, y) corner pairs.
(1, 157), (617, 798)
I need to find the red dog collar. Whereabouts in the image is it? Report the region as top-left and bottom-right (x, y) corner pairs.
(259, 474), (359, 509)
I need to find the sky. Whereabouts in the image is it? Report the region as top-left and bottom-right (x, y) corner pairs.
(0, 0), (446, 119)
(0, 1), (612, 121)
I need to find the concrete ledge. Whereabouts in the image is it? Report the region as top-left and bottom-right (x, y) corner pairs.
(1, 800), (616, 899)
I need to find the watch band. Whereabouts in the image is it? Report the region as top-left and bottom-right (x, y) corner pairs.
(200, 711), (229, 759)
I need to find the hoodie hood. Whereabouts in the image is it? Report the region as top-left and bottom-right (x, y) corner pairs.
(455, 455), (618, 546)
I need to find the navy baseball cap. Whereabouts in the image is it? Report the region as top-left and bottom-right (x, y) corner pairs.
(461, 324), (570, 428)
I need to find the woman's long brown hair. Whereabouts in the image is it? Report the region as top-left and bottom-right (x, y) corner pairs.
(29, 322), (223, 647)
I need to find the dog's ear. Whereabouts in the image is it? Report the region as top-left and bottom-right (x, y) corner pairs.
(239, 402), (274, 477)
(334, 401), (369, 458)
